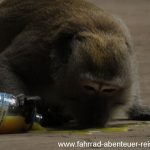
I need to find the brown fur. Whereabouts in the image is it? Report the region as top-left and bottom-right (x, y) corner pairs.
(0, 0), (150, 128)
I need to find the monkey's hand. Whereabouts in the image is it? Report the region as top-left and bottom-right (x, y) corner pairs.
(15, 93), (42, 124)
(128, 104), (150, 120)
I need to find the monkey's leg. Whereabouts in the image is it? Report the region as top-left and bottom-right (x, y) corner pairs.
(0, 57), (27, 95)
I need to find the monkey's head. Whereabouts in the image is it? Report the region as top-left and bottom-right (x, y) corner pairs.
(50, 21), (133, 128)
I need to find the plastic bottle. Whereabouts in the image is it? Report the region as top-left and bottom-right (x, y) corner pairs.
(0, 93), (42, 134)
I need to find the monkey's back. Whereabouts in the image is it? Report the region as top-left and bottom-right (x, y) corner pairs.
(0, 0), (131, 84)
(0, 0), (127, 52)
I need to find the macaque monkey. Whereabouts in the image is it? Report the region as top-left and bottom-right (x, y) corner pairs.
(0, 0), (150, 128)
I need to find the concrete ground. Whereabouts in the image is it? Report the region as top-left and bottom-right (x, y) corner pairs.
(0, 0), (150, 150)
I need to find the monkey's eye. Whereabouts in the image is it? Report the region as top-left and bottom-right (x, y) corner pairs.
(81, 81), (99, 95)
(83, 85), (97, 94)
(113, 100), (126, 106)
(101, 88), (117, 94)
(100, 85), (120, 95)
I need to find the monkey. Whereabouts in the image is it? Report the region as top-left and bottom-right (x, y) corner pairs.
(0, 0), (150, 129)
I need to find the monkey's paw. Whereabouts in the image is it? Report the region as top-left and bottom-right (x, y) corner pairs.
(128, 104), (150, 121)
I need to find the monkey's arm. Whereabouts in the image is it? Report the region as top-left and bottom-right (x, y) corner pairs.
(0, 1), (36, 95)
(127, 72), (150, 120)
(0, 57), (27, 95)
(0, 2), (33, 95)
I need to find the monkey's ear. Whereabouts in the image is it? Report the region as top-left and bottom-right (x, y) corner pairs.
(52, 28), (87, 63)
(51, 31), (76, 63)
